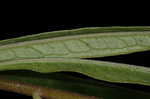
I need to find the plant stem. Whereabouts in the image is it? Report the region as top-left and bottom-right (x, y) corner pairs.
(0, 77), (100, 99)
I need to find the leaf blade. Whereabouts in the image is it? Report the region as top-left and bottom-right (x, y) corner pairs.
(0, 58), (150, 86)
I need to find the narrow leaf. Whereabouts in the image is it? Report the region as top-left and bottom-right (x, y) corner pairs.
(0, 58), (150, 86)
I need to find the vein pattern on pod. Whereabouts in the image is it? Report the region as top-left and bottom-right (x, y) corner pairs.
(0, 58), (150, 86)
(0, 31), (150, 62)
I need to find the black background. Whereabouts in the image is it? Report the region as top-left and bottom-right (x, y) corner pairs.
(0, 22), (150, 99)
